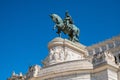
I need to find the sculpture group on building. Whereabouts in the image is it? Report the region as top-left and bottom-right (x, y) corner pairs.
(50, 11), (80, 42)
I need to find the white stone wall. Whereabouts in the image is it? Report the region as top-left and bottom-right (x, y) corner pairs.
(38, 60), (93, 78)
(118, 71), (120, 80)
(92, 69), (118, 80)
(107, 69), (117, 80)
(47, 73), (91, 80)
(92, 70), (108, 80)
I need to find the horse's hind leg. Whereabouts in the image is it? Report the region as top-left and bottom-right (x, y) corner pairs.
(71, 31), (75, 42)
(59, 33), (61, 37)
(68, 35), (71, 41)
(68, 33), (72, 41)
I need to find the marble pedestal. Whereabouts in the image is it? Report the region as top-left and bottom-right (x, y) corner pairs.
(43, 37), (88, 67)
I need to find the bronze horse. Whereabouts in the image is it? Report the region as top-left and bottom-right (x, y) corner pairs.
(50, 14), (80, 42)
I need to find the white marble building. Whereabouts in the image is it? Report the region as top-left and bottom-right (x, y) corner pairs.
(8, 35), (120, 80)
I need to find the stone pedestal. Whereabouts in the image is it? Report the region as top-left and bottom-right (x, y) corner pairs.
(43, 37), (88, 67)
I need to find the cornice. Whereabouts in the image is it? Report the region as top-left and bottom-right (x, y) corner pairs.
(87, 35), (120, 50)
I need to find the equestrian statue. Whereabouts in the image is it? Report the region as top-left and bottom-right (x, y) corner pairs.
(50, 11), (80, 42)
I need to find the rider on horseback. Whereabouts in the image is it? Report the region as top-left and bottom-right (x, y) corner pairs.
(50, 12), (80, 42)
(63, 11), (73, 31)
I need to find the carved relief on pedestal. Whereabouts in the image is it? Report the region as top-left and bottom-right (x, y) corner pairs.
(49, 46), (65, 62)
(64, 48), (84, 61)
(42, 37), (87, 67)
(42, 46), (66, 66)
(43, 46), (85, 66)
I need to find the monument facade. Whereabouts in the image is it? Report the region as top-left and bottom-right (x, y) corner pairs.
(8, 12), (120, 80)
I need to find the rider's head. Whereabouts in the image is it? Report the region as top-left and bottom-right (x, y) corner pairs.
(65, 11), (69, 17)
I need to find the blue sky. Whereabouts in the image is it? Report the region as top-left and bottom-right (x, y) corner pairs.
(0, 0), (120, 79)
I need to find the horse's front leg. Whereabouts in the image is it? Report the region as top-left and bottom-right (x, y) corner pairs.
(57, 33), (61, 37)
(57, 29), (61, 37)
(53, 25), (56, 30)
(71, 31), (76, 42)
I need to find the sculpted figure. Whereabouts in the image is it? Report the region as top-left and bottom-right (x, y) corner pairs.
(64, 11), (74, 31)
(49, 48), (55, 60)
(104, 51), (115, 62)
(53, 52), (59, 61)
(59, 48), (65, 61)
(93, 52), (105, 64)
(50, 11), (80, 42)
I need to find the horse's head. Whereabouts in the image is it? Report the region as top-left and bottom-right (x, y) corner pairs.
(50, 14), (63, 24)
